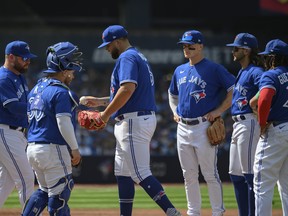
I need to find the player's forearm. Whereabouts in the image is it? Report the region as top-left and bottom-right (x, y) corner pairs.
(57, 115), (79, 150)
(79, 96), (110, 107)
(258, 88), (275, 127)
(249, 92), (259, 109)
(5, 101), (27, 115)
(215, 90), (233, 115)
(168, 91), (178, 115)
(102, 84), (135, 121)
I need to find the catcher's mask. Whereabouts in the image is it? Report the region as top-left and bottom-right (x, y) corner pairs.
(43, 42), (83, 73)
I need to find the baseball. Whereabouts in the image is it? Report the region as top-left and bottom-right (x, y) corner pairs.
(79, 96), (88, 105)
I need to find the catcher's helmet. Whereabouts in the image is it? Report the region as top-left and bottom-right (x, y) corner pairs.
(43, 42), (83, 73)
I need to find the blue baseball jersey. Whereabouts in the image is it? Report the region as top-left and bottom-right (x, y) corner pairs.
(0, 66), (29, 127)
(27, 78), (79, 145)
(110, 47), (157, 119)
(231, 64), (264, 115)
(169, 58), (235, 118)
(259, 66), (288, 122)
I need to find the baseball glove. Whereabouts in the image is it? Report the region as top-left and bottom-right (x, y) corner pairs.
(77, 110), (106, 130)
(207, 117), (226, 146)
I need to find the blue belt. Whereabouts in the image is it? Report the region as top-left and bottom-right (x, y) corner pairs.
(117, 111), (153, 121)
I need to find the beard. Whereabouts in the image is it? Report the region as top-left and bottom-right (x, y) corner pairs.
(234, 53), (245, 62)
(64, 75), (73, 86)
(111, 47), (120, 59)
(14, 63), (28, 74)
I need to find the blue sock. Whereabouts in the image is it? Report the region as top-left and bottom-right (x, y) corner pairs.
(139, 175), (174, 213)
(244, 174), (255, 216)
(230, 174), (248, 216)
(116, 176), (135, 216)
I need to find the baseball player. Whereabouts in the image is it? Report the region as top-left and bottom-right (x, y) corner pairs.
(80, 25), (182, 216)
(168, 30), (236, 216)
(22, 42), (82, 216)
(254, 39), (288, 216)
(226, 33), (264, 216)
(0, 41), (36, 207)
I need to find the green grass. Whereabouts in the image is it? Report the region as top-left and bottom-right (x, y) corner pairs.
(3, 183), (282, 209)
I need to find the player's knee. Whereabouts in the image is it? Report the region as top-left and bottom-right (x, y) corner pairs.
(131, 169), (151, 184)
(22, 189), (48, 216)
(47, 175), (74, 216)
(202, 171), (220, 183)
(182, 170), (198, 183)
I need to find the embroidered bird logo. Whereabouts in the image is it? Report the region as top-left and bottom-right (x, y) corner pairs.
(190, 90), (206, 103)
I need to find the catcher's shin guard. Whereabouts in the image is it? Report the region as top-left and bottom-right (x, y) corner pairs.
(21, 189), (48, 216)
(48, 174), (74, 216)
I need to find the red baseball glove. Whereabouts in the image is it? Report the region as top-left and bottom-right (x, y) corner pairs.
(77, 110), (106, 131)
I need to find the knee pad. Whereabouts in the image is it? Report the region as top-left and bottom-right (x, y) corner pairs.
(22, 189), (48, 216)
(48, 175), (74, 216)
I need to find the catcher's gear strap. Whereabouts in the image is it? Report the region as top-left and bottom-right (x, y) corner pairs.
(48, 175), (74, 215)
(57, 115), (78, 150)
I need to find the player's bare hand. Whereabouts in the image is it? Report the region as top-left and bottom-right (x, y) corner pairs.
(173, 114), (180, 123)
(251, 106), (258, 117)
(260, 122), (271, 137)
(70, 149), (82, 167)
(205, 111), (221, 122)
(79, 96), (109, 107)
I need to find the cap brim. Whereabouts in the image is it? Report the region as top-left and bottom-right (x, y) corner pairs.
(226, 43), (238, 47)
(42, 68), (58, 73)
(226, 43), (253, 49)
(98, 41), (111, 48)
(258, 51), (269, 55)
(177, 41), (196, 45)
(22, 53), (37, 59)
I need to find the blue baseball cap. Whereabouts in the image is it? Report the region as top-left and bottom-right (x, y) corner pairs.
(5, 40), (37, 60)
(98, 25), (128, 48)
(226, 33), (258, 49)
(258, 39), (288, 55)
(177, 30), (204, 45)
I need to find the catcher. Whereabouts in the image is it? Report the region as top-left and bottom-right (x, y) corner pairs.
(22, 42), (83, 216)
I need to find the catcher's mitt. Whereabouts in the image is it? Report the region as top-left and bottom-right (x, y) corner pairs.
(77, 110), (106, 131)
(207, 117), (226, 146)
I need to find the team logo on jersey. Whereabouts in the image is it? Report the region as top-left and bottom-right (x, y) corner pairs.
(111, 86), (115, 94)
(190, 90), (206, 103)
(236, 97), (248, 110)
